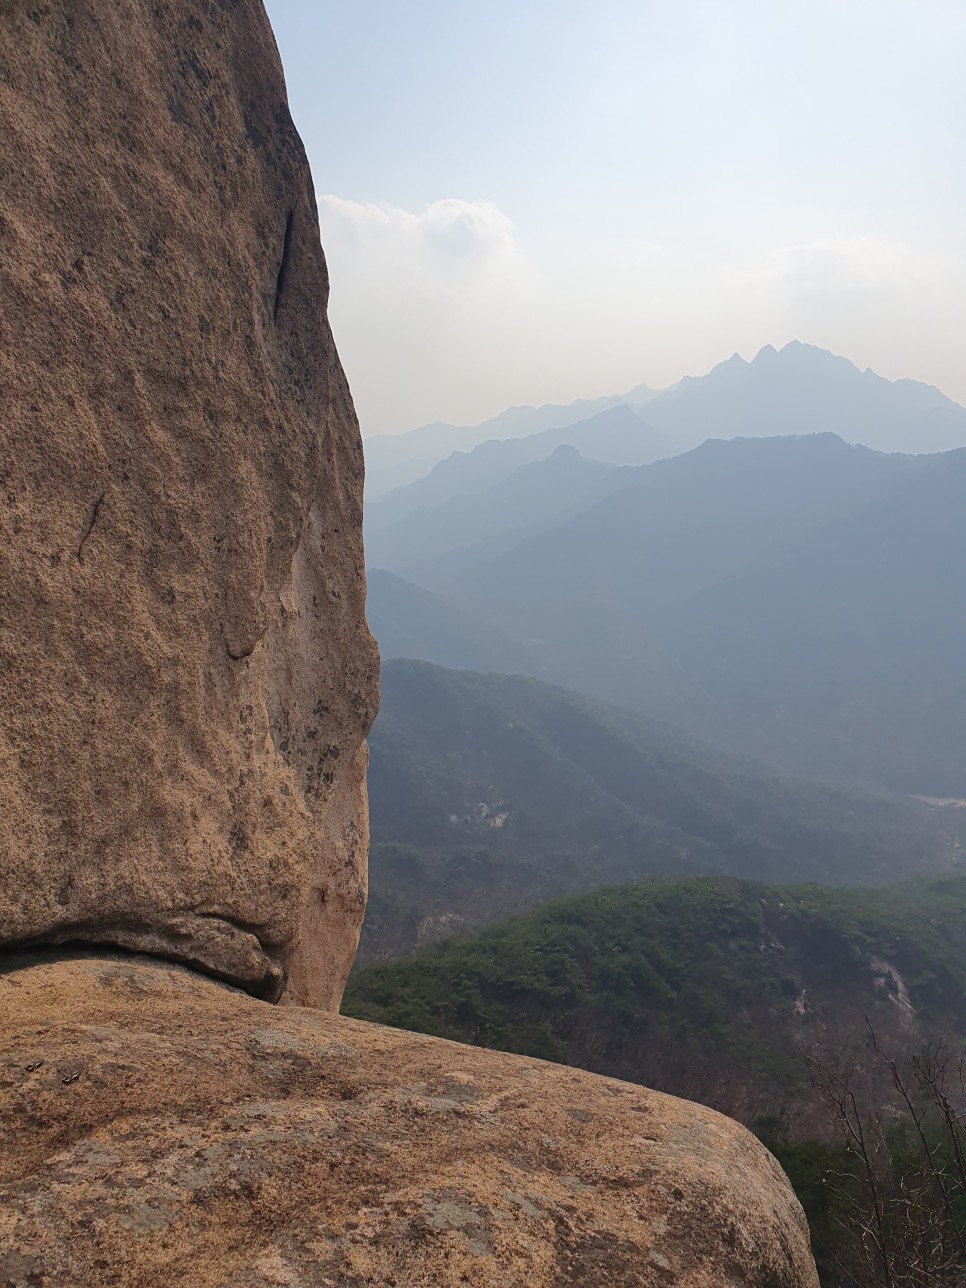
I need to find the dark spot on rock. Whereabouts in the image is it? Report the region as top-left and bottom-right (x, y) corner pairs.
(179, 51), (211, 89)
(228, 823), (249, 854)
(167, 92), (187, 124)
(244, 113), (265, 149)
(554, 1222), (648, 1287)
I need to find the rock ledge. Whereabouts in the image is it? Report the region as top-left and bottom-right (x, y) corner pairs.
(0, 954), (818, 1287)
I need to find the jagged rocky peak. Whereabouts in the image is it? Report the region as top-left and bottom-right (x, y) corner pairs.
(0, 3), (818, 1285)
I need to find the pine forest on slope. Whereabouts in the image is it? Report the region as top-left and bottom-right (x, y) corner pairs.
(346, 873), (966, 1128)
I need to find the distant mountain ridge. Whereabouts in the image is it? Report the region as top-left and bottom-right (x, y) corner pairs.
(365, 403), (662, 537)
(640, 342), (966, 455)
(364, 383), (656, 497)
(364, 342), (966, 502)
(365, 445), (630, 585)
(369, 433), (966, 794)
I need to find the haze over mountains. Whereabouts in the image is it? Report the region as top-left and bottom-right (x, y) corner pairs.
(359, 342), (966, 1284)
(366, 403), (659, 539)
(362, 660), (964, 963)
(365, 341), (966, 502)
(364, 383), (656, 497)
(365, 441), (631, 581)
(366, 343), (966, 796)
(640, 340), (966, 455)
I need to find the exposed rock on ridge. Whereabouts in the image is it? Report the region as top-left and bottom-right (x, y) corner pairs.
(0, 5), (819, 1283)
(0, 954), (820, 1288)
(0, 0), (378, 1005)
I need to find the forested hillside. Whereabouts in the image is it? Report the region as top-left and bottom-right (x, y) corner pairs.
(347, 872), (966, 1283)
(347, 873), (966, 1123)
(362, 660), (963, 960)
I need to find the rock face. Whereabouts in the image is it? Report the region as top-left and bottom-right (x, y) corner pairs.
(0, 7), (820, 1283)
(0, 954), (820, 1288)
(0, 1), (378, 1005)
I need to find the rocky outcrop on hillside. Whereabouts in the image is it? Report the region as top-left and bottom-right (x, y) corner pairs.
(0, 0), (378, 1006)
(0, 3), (818, 1283)
(0, 953), (819, 1288)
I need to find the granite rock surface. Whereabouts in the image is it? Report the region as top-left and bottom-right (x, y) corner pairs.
(0, 7), (820, 1284)
(0, 0), (378, 1005)
(0, 954), (820, 1288)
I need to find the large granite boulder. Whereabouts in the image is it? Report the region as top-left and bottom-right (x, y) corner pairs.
(0, 0), (378, 1006)
(0, 954), (819, 1287)
(0, 6), (820, 1283)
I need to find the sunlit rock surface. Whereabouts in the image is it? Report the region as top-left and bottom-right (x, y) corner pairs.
(0, 0), (378, 1006)
(0, 955), (819, 1287)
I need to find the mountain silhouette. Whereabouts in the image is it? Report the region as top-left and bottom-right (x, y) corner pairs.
(372, 434), (966, 793)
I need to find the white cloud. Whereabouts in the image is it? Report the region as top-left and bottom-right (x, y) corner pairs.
(317, 201), (966, 434)
(729, 237), (940, 300)
(318, 197), (536, 432)
(319, 196), (528, 303)
(714, 237), (966, 394)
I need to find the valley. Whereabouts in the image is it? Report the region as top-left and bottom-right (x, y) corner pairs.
(362, 659), (964, 963)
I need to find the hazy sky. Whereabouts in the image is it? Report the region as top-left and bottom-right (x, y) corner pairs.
(264, 1), (966, 434)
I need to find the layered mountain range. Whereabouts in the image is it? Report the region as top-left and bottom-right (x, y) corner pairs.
(367, 367), (966, 795)
(365, 340), (966, 503)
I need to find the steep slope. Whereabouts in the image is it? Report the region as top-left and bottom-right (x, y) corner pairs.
(439, 435), (964, 793)
(366, 571), (549, 676)
(365, 403), (664, 535)
(643, 341), (966, 455)
(366, 446), (630, 584)
(346, 874), (966, 1124)
(457, 433), (924, 635)
(660, 446), (966, 790)
(361, 661), (962, 961)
